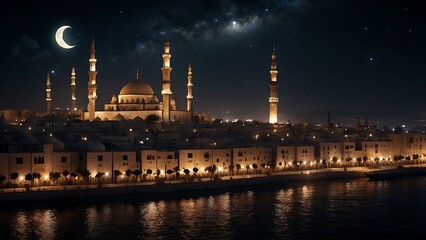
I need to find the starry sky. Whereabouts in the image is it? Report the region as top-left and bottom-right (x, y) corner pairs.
(1, 0), (425, 124)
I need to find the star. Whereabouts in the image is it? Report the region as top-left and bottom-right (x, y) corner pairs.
(232, 21), (237, 26)
(369, 57), (373, 61)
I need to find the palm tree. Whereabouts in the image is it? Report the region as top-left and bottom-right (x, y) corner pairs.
(261, 163), (266, 173)
(245, 165), (250, 174)
(113, 170), (122, 183)
(235, 164), (241, 175)
(10, 172), (18, 184)
(413, 154), (419, 165)
(0, 175), (6, 187)
(125, 169), (132, 182)
(184, 169), (190, 180)
(133, 170), (142, 182)
(332, 156), (338, 167)
(32, 173), (41, 186)
(193, 167), (199, 177)
(95, 172), (105, 184)
(146, 169), (153, 180)
(166, 169), (173, 180)
(62, 170), (69, 184)
(228, 164), (235, 176)
(362, 156), (368, 167)
(25, 173), (33, 187)
(356, 157), (362, 166)
(252, 164), (258, 174)
(79, 170), (91, 184)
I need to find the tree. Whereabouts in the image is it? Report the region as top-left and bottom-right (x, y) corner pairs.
(0, 175), (6, 187)
(156, 169), (161, 180)
(25, 173), (34, 187)
(62, 170), (70, 178)
(10, 172), (18, 183)
(362, 156), (368, 166)
(32, 173), (41, 186)
(113, 170), (122, 183)
(173, 166), (180, 179)
(345, 157), (352, 168)
(332, 156), (338, 167)
(77, 169), (91, 184)
(184, 169), (190, 178)
(261, 163), (266, 173)
(245, 165), (250, 173)
(413, 154), (419, 164)
(166, 169), (173, 179)
(133, 170), (142, 182)
(252, 164), (258, 174)
(356, 157), (362, 166)
(146, 169), (153, 180)
(235, 164), (241, 174)
(229, 164), (235, 176)
(70, 172), (78, 184)
(125, 169), (132, 182)
(95, 172), (105, 183)
(193, 167), (199, 175)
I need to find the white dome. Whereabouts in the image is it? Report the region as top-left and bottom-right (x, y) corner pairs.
(119, 80), (154, 95)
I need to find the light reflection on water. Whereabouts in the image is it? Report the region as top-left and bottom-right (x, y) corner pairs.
(2, 177), (426, 239)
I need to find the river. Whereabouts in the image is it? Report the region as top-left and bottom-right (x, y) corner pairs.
(1, 177), (426, 239)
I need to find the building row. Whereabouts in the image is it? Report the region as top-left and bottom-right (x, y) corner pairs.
(0, 133), (424, 183)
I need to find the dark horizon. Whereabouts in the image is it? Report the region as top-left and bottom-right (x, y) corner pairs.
(1, 0), (425, 123)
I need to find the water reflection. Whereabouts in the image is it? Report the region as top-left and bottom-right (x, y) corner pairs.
(10, 209), (58, 239)
(3, 177), (426, 239)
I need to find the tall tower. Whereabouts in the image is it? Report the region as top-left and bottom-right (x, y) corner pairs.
(46, 73), (52, 114)
(70, 65), (76, 111)
(269, 47), (279, 124)
(87, 34), (97, 120)
(161, 40), (172, 123)
(186, 63), (193, 115)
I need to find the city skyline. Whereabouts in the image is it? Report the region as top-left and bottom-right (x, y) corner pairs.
(1, 0), (425, 123)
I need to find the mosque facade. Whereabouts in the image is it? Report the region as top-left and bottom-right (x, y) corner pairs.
(78, 36), (192, 123)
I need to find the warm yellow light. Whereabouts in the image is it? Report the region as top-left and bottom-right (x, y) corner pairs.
(218, 167), (223, 172)
(105, 172), (109, 176)
(44, 175), (49, 180)
(19, 176), (24, 181)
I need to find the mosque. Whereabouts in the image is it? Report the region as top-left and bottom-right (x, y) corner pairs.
(43, 35), (279, 124)
(45, 35), (194, 123)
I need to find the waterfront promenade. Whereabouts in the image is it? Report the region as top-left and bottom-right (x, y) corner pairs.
(1, 164), (425, 203)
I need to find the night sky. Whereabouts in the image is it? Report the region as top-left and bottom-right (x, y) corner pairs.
(1, 0), (425, 123)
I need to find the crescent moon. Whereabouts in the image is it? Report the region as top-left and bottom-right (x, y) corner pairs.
(55, 26), (75, 49)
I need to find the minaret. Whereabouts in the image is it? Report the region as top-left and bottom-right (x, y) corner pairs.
(46, 73), (52, 114)
(186, 63), (193, 115)
(161, 40), (172, 123)
(87, 34), (97, 120)
(70, 65), (76, 111)
(269, 47), (279, 124)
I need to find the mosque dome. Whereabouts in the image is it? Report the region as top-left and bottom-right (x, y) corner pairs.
(119, 80), (154, 95)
